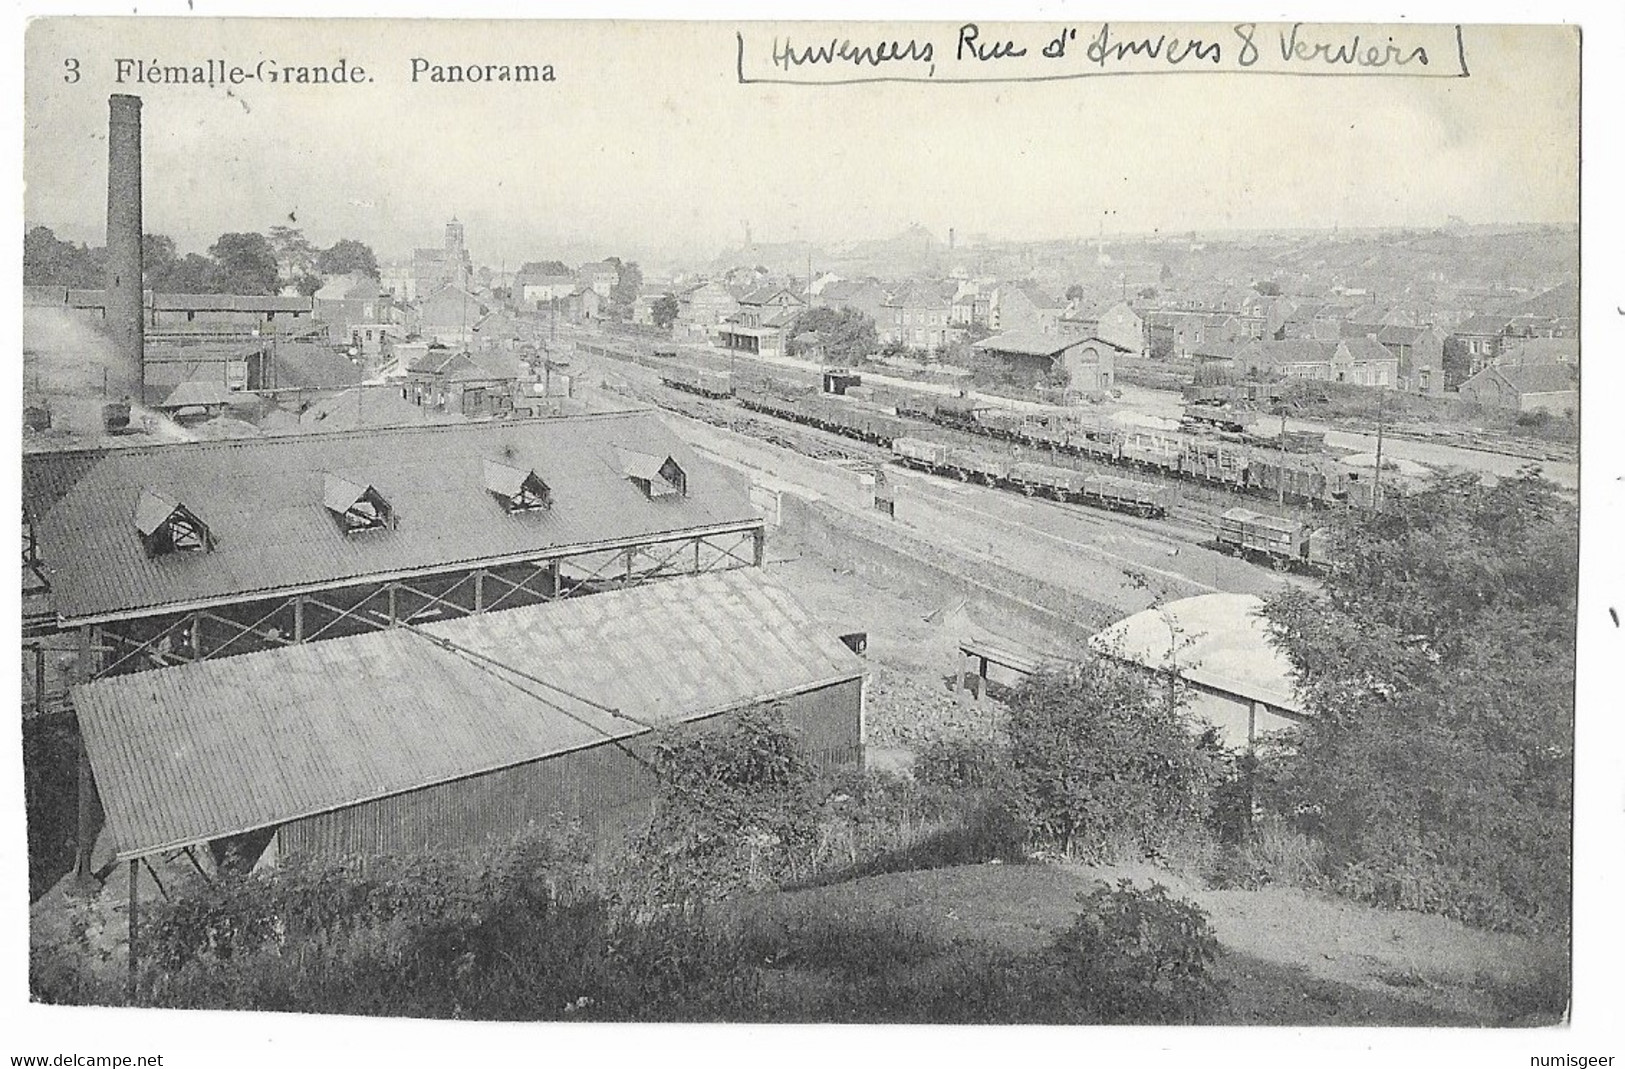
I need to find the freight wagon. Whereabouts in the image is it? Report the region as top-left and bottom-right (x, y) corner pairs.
(1120, 428), (1186, 473)
(1007, 461), (1089, 500)
(660, 364), (734, 399)
(1182, 440), (1250, 489)
(1245, 456), (1329, 504)
(943, 447), (1011, 485)
(1215, 507), (1331, 571)
(892, 436), (950, 472)
(1080, 474), (1176, 518)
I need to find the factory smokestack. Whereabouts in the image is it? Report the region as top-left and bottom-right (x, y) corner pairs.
(105, 93), (144, 404)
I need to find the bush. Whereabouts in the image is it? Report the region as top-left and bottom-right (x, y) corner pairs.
(914, 735), (1008, 792)
(625, 704), (839, 907)
(1261, 471), (1576, 933)
(24, 707), (81, 901)
(1003, 659), (1223, 861)
(1051, 879), (1222, 1023)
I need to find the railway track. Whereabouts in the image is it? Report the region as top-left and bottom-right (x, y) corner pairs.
(581, 336), (1325, 564)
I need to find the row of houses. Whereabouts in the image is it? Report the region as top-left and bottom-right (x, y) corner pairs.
(655, 274), (1147, 360)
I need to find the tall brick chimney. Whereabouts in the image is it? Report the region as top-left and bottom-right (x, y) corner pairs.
(105, 94), (144, 402)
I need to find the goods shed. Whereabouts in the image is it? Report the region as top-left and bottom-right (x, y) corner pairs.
(72, 569), (865, 869)
(1089, 593), (1307, 751)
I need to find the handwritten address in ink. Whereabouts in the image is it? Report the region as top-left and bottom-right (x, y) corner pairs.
(738, 22), (1468, 84)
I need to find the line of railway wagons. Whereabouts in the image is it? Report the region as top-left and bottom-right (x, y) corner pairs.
(892, 438), (1175, 518)
(877, 386), (1386, 510)
(605, 344), (1338, 566)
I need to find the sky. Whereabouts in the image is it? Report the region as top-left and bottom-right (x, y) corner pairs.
(22, 18), (1579, 268)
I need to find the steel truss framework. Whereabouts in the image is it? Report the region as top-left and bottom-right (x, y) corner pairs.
(52, 525), (764, 882)
(69, 526), (764, 683)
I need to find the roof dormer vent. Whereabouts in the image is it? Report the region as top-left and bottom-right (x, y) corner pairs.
(323, 473), (395, 534)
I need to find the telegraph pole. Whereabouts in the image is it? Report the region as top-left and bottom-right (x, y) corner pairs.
(1372, 388), (1386, 510)
(1277, 406), (1288, 507)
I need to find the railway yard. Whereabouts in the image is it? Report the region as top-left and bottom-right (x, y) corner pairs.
(556, 328), (1339, 663)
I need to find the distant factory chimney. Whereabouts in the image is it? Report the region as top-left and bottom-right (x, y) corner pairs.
(105, 94), (144, 404)
(949, 227), (956, 252)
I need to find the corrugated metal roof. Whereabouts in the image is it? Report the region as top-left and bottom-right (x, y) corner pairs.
(73, 569), (864, 859)
(32, 411), (762, 623)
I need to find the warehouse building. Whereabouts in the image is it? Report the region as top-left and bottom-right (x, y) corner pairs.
(72, 570), (864, 869)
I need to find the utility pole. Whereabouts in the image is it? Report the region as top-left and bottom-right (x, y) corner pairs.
(1277, 406), (1288, 507)
(1372, 388), (1386, 510)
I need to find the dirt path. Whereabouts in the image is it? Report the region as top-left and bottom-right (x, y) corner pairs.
(769, 860), (1556, 1025)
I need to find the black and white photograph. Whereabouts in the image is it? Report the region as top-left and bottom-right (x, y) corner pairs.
(7, 5), (1618, 1065)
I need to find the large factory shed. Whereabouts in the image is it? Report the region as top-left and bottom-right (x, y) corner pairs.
(72, 570), (865, 867)
(25, 410), (766, 686)
(1089, 593), (1307, 751)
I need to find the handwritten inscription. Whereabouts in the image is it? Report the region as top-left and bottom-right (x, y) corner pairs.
(752, 22), (1464, 83)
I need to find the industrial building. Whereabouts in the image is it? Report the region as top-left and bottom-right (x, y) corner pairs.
(24, 409), (766, 687)
(72, 570), (865, 869)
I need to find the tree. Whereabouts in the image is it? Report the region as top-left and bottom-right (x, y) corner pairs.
(267, 226), (317, 286)
(166, 253), (215, 294)
(788, 306), (878, 363)
(206, 232), (280, 295)
(317, 238), (380, 280)
(143, 233), (178, 289)
(1003, 658), (1220, 860)
(1065, 284), (1086, 301)
(1252, 280), (1282, 297)
(1260, 471), (1576, 932)
(23, 226), (103, 287)
(609, 259), (643, 315)
(652, 293), (680, 329)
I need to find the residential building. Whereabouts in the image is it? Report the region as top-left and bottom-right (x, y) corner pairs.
(818, 279), (889, 327)
(675, 280), (739, 342)
(881, 282), (953, 352)
(578, 260), (621, 299)
(416, 284), (488, 347)
(1237, 338), (1396, 386)
(1498, 337), (1579, 368)
(1447, 314), (1513, 382)
(514, 262), (578, 309)
(315, 274), (396, 348)
(719, 285), (805, 357)
(1374, 325), (1447, 396)
(991, 283), (1065, 335)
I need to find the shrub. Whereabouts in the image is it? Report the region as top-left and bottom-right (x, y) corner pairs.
(629, 704), (823, 906)
(23, 707), (81, 901)
(914, 735), (1008, 792)
(1003, 659), (1223, 861)
(1261, 471), (1576, 933)
(1051, 878), (1222, 1023)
